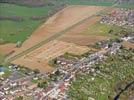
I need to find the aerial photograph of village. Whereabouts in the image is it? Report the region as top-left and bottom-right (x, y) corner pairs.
(0, 0), (134, 100)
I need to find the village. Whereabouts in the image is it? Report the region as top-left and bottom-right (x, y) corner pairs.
(0, 31), (133, 100)
(101, 9), (134, 27)
(0, 3), (134, 99)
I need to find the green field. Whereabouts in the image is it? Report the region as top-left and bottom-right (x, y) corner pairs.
(0, 3), (54, 43)
(0, 20), (42, 43)
(68, 0), (114, 6)
(79, 22), (132, 38)
(68, 49), (134, 100)
(68, 0), (134, 8)
(0, 4), (53, 17)
(116, 3), (134, 8)
(0, 0), (114, 44)
(0, 0), (133, 44)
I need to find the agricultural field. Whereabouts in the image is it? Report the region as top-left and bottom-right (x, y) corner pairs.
(4, 5), (108, 73)
(0, 0), (114, 44)
(123, 41), (134, 49)
(0, 3), (55, 44)
(68, 0), (114, 6)
(117, 3), (134, 8)
(0, 0), (133, 44)
(0, 20), (41, 43)
(68, 49), (134, 100)
(80, 22), (123, 37)
(58, 34), (108, 46)
(12, 40), (90, 73)
(7, 5), (105, 58)
(58, 16), (121, 46)
(0, 43), (16, 55)
(0, 0), (134, 99)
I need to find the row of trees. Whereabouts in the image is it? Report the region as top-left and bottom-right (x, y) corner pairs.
(0, 0), (45, 7)
(0, 16), (23, 22)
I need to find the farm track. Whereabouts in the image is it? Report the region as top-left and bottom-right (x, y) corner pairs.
(6, 6), (114, 62)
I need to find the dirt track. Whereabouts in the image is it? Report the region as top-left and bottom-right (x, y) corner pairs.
(8, 5), (107, 72)
(57, 16), (108, 45)
(9, 5), (105, 57)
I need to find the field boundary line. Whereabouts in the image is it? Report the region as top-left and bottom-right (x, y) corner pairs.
(6, 6), (114, 62)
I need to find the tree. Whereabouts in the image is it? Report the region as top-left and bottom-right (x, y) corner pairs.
(38, 81), (48, 88)
(55, 69), (60, 76)
(33, 69), (40, 74)
(49, 74), (57, 81)
(108, 29), (113, 34)
(16, 41), (22, 48)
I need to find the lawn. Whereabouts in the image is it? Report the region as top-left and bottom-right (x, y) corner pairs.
(68, 49), (134, 100)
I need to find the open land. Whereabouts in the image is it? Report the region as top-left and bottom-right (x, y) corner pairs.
(57, 16), (110, 46)
(9, 5), (105, 56)
(2, 4), (130, 73)
(0, 1), (134, 100)
(12, 40), (90, 73)
(123, 41), (134, 49)
(8, 5), (110, 71)
(0, 3), (54, 43)
(0, 43), (16, 55)
(0, 0), (132, 55)
(0, 0), (116, 45)
(6, 5), (107, 72)
(58, 35), (108, 46)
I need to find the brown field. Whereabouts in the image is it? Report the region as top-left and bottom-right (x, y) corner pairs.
(58, 34), (108, 46)
(10, 5), (105, 57)
(57, 6), (117, 46)
(57, 16), (108, 45)
(60, 16), (101, 36)
(0, 43), (16, 55)
(122, 41), (134, 49)
(12, 40), (90, 72)
(9, 5), (109, 72)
